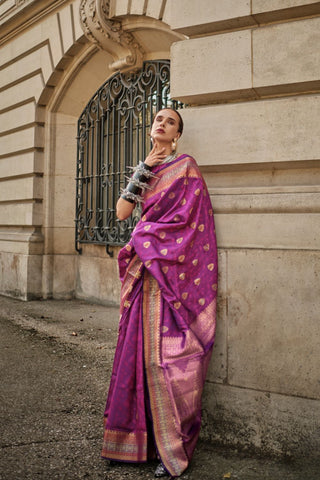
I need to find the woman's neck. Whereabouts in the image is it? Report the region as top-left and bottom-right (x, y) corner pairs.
(156, 142), (173, 156)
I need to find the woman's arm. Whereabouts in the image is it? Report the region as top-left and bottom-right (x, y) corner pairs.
(116, 144), (166, 221)
(116, 197), (135, 221)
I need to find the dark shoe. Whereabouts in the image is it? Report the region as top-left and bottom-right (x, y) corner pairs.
(154, 462), (169, 477)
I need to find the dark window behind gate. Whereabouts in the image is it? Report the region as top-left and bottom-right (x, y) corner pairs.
(75, 60), (182, 256)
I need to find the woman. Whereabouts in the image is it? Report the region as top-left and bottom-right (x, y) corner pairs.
(102, 108), (218, 478)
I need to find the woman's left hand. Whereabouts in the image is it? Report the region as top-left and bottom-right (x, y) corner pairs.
(144, 143), (167, 167)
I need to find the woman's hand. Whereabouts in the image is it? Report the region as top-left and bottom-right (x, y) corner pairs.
(116, 143), (167, 221)
(144, 143), (167, 167)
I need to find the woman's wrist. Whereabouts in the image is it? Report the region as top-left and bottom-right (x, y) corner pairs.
(144, 157), (152, 167)
(142, 160), (152, 169)
(120, 161), (155, 204)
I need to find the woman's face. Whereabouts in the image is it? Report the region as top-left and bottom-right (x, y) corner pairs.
(150, 109), (181, 145)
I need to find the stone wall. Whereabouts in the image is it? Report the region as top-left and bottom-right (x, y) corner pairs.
(0, 0), (89, 299)
(0, 0), (319, 458)
(167, 0), (320, 457)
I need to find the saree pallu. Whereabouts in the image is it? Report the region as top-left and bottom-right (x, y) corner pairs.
(102, 154), (218, 477)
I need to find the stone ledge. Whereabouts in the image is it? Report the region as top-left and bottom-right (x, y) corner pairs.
(252, 1), (320, 24)
(0, 228), (44, 254)
(171, 16), (257, 38)
(168, 1), (320, 37)
(172, 81), (320, 107)
(209, 191), (320, 213)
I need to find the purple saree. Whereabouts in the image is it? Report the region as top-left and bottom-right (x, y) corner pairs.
(102, 154), (218, 477)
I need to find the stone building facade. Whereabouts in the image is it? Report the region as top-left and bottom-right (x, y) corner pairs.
(1, 0), (319, 458)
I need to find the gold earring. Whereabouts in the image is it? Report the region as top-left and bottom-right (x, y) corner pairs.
(172, 139), (177, 152)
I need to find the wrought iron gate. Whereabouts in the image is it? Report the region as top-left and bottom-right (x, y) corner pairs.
(75, 60), (182, 255)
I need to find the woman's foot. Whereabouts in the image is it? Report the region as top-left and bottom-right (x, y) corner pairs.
(154, 462), (169, 477)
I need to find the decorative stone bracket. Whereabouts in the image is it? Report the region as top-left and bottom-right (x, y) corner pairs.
(80, 0), (145, 72)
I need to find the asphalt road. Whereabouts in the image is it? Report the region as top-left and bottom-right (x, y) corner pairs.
(0, 298), (319, 479)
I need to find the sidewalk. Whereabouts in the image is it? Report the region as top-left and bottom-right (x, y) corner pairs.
(0, 295), (318, 479)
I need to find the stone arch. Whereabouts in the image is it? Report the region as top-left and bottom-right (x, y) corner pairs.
(41, 2), (184, 302)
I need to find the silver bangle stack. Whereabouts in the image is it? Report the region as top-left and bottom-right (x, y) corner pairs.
(121, 161), (157, 204)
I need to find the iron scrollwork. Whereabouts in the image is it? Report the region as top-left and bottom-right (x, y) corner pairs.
(75, 60), (183, 256)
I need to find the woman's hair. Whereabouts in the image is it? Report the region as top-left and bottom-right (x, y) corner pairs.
(154, 107), (184, 135)
(168, 107), (184, 135)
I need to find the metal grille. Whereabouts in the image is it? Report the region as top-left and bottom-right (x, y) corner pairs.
(75, 60), (182, 256)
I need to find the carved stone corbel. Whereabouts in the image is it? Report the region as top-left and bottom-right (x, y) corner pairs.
(79, 0), (144, 72)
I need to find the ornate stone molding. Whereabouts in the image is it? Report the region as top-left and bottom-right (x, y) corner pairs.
(79, 0), (144, 72)
(0, 0), (29, 22)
